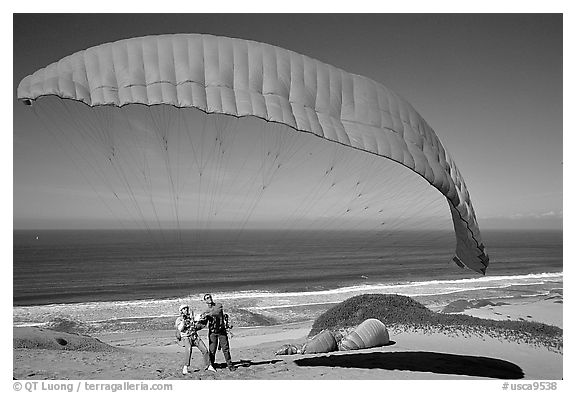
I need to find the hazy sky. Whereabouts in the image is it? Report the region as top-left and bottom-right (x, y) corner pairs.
(13, 14), (563, 230)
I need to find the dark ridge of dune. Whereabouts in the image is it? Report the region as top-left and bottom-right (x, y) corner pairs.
(29, 308), (277, 338)
(229, 308), (278, 327)
(46, 317), (93, 334)
(310, 294), (433, 335)
(14, 327), (119, 352)
(309, 294), (562, 352)
(441, 299), (509, 313)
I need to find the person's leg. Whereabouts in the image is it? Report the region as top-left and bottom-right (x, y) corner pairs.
(194, 337), (211, 370)
(219, 333), (234, 368)
(208, 332), (218, 366)
(183, 337), (192, 366)
(182, 337), (192, 374)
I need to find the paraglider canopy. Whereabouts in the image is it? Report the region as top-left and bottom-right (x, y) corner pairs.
(338, 318), (390, 351)
(17, 33), (488, 274)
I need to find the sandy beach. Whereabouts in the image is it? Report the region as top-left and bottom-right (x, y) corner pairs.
(13, 295), (562, 380)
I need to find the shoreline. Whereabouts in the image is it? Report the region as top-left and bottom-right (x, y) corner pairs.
(13, 271), (563, 306)
(13, 271), (563, 331)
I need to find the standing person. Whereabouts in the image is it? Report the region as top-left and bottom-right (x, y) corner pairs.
(201, 294), (236, 371)
(175, 304), (215, 374)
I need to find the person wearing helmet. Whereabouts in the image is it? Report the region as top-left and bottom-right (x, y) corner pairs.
(200, 294), (236, 371)
(175, 304), (215, 375)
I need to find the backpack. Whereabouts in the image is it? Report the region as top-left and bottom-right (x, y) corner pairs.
(224, 314), (233, 330)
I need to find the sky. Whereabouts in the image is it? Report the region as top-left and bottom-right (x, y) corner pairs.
(12, 13), (563, 230)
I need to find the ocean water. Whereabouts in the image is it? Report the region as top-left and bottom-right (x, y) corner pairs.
(13, 229), (562, 333)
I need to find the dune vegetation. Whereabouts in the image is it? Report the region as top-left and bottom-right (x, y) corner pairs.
(309, 294), (562, 352)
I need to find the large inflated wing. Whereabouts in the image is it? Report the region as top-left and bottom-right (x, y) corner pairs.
(17, 33), (489, 273)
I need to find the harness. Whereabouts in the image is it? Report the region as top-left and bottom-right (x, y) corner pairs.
(175, 315), (199, 342)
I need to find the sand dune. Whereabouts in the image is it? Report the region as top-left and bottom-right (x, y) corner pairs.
(13, 297), (562, 380)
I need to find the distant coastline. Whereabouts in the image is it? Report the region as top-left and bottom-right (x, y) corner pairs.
(14, 271), (563, 335)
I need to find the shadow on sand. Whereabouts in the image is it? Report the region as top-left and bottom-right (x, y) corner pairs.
(214, 359), (283, 369)
(294, 351), (524, 379)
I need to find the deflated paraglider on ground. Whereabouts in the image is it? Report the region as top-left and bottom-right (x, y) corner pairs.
(338, 318), (390, 351)
(18, 33), (488, 274)
(275, 318), (390, 356)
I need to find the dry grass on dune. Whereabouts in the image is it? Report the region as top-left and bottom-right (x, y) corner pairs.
(310, 294), (563, 352)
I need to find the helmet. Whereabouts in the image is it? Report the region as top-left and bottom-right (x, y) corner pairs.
(179, 304), (189, 313)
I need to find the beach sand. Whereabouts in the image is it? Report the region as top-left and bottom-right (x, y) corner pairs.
(13, 297), (562, 380)
(456, 294), (563, 328)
